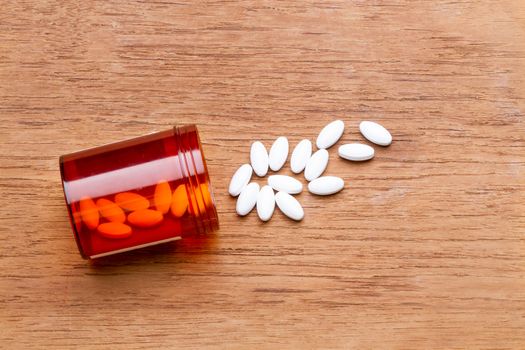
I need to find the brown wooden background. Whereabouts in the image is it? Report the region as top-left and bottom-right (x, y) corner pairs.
(1, 1), (524, 348)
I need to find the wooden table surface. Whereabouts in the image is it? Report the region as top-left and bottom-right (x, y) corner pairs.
(1, 1), (524, 348)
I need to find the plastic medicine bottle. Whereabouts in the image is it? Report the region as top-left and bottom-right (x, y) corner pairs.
(59, 125), (218, 259)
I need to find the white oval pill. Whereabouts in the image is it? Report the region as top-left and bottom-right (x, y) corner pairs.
(228, 164), (253, 196)
(256, 185), (275, 221)
(267, 175), (303, 194)
(236, 182), (260, 216)
(275, 191), (304, 221)
(338, 143), (375, 161)
(250, 141), (269, 177)
(268, 136), (289, 171)
(359, 121), (392, 146)
(304, 149), (329, 181)
(290, 139), (312, 174)
(316, 120), (344, 149)
(308, 176), (344, 195)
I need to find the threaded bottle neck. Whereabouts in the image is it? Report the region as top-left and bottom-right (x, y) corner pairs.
(174, 125), (219, 234)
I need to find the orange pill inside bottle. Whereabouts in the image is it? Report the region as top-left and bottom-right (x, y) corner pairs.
(59, 125), (218, 259)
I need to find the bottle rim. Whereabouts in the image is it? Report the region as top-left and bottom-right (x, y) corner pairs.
(174, 124), (219, 235)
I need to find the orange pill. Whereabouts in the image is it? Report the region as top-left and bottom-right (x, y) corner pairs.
(154, 181), (172, 214)
(188, 187), (206, 216)
(128, 209), (163, 228)
(97, 222), (132, 239)
(171, 184), (188, 217)
(79, 197), (99, 230)
(96, 198), (126, 223)
(114, 192), (150, 212)
(199, 183), (213, 207)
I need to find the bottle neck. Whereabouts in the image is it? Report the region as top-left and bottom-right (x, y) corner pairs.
(174, 125), (219, 234)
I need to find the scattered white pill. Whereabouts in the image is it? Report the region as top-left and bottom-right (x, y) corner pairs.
(338, 143), (375, 161)
(232, 119), (394, 221)
(316, 120), (344, 149)
(268, 175), (303, 194)
(304, 149), (329, 181)
(228, 163), (253, 196)
(275, 191), (304, 221)
(256, 185), (275, 221)
(250, 141), (269, 177)
(268, 136), (289, 171)
(308, 176), (344, 195)
(290, 139), (312, 174)
(359, 121), (392, 146)
(236, 182), (260, 216)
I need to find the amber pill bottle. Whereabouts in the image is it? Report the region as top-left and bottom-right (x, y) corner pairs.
(59, 125), (219, 259)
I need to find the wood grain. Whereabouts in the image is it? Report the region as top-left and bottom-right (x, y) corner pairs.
(1, 1), (524, 348)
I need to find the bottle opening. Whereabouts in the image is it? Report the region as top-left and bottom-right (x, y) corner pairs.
(175, 125), (219, 235)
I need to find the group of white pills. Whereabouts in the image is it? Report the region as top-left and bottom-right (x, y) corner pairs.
(228, 120), (393, 221)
